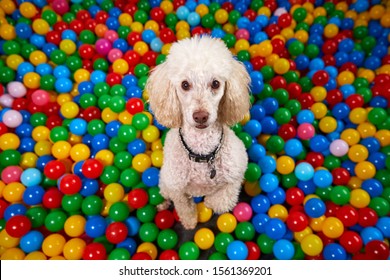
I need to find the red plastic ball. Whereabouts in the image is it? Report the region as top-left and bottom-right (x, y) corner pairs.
(160, 28), (176, 44)
(95, 11), (109, 24)
(326, 89), (343, 108)
(269, 76), (287, 89)
(127, 188), (149, 209)
(132, 252), (152, 260)
(250, 57), (266, 71)
(82, 159), (104, 179)
(83, 243), (107, 260)
(286, 188), (305, 206)
(358, 207), (378, 227)
(46, 30), (61, 45)
(312, 70), (329, 86)
(365, 240), (390, 260)
(245, 241), (261, 260)
(83, 106), (101, 121)
(150, 7), (165, 22)
(159, 250), (179, 260)
(106, 222), (128, 244)
(59, 174), (82, 195)
(127, 32), (142, 46)
(154, 210), (175, 230)
(277, 13), (292, 28)
(305, 152), (324, 168)
(325, 201), (340, 217)
(5, 215), (32, 238)
(345, 94), (364, 109)
(339, 231), (363, 254)
(0, 199), (9, 219)
(336, 205), (359, 227)
(286, 211), (308, 232)
(331, 167), (350, 186)
(278, 124), (296, 141)
(123, 50), (141, 66)
(126, 98), (144, 115)
(79, 44), (96, 60)
(44, 160), (66, 180)
(42, 188), (64, 209)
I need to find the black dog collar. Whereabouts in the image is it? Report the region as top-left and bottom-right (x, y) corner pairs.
(179, 127), (224, 179)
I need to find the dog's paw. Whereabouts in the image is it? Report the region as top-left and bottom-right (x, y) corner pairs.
(180, 212), (198, 230)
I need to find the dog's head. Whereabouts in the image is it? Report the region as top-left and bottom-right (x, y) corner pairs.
(146, 36), (251, 129)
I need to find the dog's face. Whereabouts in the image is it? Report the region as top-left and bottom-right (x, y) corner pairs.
(175, 71), (225, 129)
(147, 36), (251, 129)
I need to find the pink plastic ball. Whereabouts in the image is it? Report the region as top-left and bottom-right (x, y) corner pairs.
(329, 139), (349, 157)
(32, 90), (50, 106)
(235, 29), (250, 40)
(107, 49), (123, 63)
(104, 31), (119, 42)
(233, 202), (253, 222)
(297, 123), (315, 140)
(274, 8), (288, 16)
(52, 0), (69, 15)
(95, 39), (112, 56)
(2, 109), (23, 128)
(7, 81), (26, 98)
(0, 94), (14, 108)
(1, 166), (23, 184)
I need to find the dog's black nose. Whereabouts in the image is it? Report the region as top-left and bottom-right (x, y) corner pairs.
(193, 111), (209, 124)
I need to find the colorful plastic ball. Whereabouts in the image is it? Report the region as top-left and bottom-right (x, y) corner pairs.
(329, 139), (349, 157)
(19, 230), (44, 253)
(233, 202), (253, 222)
(273, 239), (295, 260)
(217, 213), (237, 233)
(297, 123), (315, 140)
(294, 162), (314, 181)
(2, 109), (23, 128)
(265, 218), (286, 240)
(194, 228), (215, 250)
(179, 241), (200, 260)
(20, 168), (42, 187)
(304, 198), (326, 218)
(127, 188), (148, 209)
(361, 227), (384, 245)
(226, 240), (248, 260)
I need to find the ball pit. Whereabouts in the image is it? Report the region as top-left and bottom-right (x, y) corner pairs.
(0, 0), (390, 261)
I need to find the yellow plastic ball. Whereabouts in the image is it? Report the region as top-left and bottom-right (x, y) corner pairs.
(311, 102), (328, 119)
(375, 129), (390, 147)
(132, 153), (152, 172)
(32, 18), (50, 35)
(59, 39), (77, 55)
(281, 27), (295, 40)
(222, 23), (235, 34)
(118, 13), (133, 26)
(0, 229), (20, 248)
(176, 29), (191, 40)
(369, 5), (385, 20)
(258, 7), (271, 17)
(322, 217), (344, 239)
(64, 215), (86, 238)
(0, 0), (17, 15)
(137, 242), (158, 260)
(349, 107), (368, 124)
(104, 183), (125, 203)
(194, 228), (215, 250)
(268, 204), (288, 221)
(217, 213), (237, 233)
(74, 69), (90, 83)
(60, 101), (79, 119)
(101, 108), (119, 123)
(23, 72), (41, 89)
(0, 133), (20, 150)
(70, 143), (90, 162)
(6, 54), (24, 70)
(34, 140), (53, 156)
(1, 248), (25, 260)
(95, 150), (114, 166)
(63, 238), (86, 260)
(324, 23), (339, 39)
(340, 128), (361, 146)
(160, 0), (174, 14)
(142, 125), (160, 143)
(294, 29), (309, 43)
(357, 122), (376, 138)
(310, 86), (327, 102)
(51, 140), (72, 160)
(175, 21), (190, 31)
(25, 251), (47, 260)
(195, 4), (209, 17)
(337, 71), (355, 86)
(215, 9), (229, 24)
(348, 176), (362, 190)
(20, 152), (38, 169)
(309, 215), (326, 232)
(42, 234), (66, 257)
(235, 39), (250, 52)
(134, 41), (149, 56)
(300, 234), (323, 256)
(0, 24), (16, 40)
(349, 188), (370, 208)
(354, 161), (376, 180)
(151, 150), (164, 168)
(32, 126), (50, 141)
(3, 182), (25, 203)
(348, 144), (368, 163)
(258, 40), (273, 57)
(244, 181), (261, 197)
(273, 58), (290, 75)
(19, 2), (38, 18)
(319, 116), (337, 133)
(197, 202), (213, 223)
(144, 20), (159, 33)
(276, 155), (295, 175)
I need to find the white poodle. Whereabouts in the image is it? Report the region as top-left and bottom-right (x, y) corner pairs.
(146, 36), (251, 230)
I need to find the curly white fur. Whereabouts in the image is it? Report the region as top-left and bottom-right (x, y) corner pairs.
(146, 36), (251, 230)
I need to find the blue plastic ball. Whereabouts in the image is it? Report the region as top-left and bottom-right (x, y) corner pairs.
(85, 216), (107, 238)
(313, 170), (333, 188)
(295, 162), (314, 181)
(20, 168), (42, 187)
(69, 118), (88, 136)
(284, 139), (303, 157)
(20, 230), (44, 253)
(273, 239), (295, 260)
(304, 198), (326, 218)
(258, 155), (276, 173)
(142, 167), (160, 187)
(23, 185), (45, 205)
(260, 173), (279, 193)
(251, 194), (271, 214)
(243, 120), (262, 138)
(265, 218), (286, 240)
(226, 240), (248, 260)
(323, 243), (347, 260)
(125, 216), (141, 237)
(361, 227), (384, 245)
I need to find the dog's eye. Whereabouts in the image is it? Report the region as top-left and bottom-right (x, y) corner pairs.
(181, 81), (190, 91)
(211, 80), (220, 90)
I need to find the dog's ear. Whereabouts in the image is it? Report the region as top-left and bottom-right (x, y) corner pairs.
(219, 59), (250, 126)
(146, 62), (182, 128)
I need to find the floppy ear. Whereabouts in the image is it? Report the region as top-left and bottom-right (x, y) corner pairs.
(219, 59), (251, 126)
(146, 62), (182, 128)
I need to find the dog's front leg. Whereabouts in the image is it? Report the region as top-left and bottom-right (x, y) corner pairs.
(170, 193), (198, 230)
(204, 184), (241, 214)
